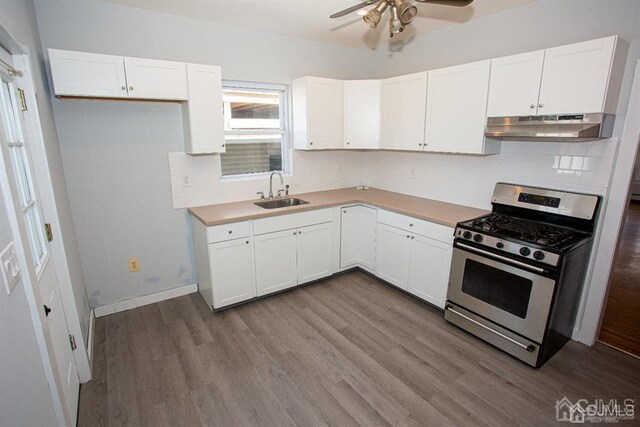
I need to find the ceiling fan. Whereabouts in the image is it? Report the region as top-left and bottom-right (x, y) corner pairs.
(330, 0), (473, 37)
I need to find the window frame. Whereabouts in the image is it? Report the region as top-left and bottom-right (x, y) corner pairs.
(220, 80), (290, 180)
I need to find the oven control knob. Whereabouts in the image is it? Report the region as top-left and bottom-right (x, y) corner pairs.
(533, 251), (545, 261)
(496, 242), (504, 249)
(519, 247), (531, 256)
(473, 234), (483, 243)
(463, 231), (472, 239)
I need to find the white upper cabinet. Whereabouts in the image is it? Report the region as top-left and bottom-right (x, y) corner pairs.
(49, 49), (188, 100)
(183, 63), (225, 154)
(344, 80), (381, 149)
(425, 60), (498, 155)
(487, 36), (623, 117)
(292, 76), (344, 149)
(48, 49), (128, 98)
(487, 50), (545, 117)
(380, 72), (428, 151)
(122, 57), (187, 100)
(538, 36), (620, 115)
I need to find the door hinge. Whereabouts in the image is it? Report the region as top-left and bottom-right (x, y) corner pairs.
(44, 223), (53, 242)
(69, 334), (77, 351)
(17, 88), (27, 111)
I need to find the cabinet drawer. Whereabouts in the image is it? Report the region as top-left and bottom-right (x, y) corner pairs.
(378, 210), (454, 244)
(253, 208), (333, 235)
(207, 221), (251, 243)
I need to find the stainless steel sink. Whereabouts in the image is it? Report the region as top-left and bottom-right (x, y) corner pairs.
(254, 198), (309, 209)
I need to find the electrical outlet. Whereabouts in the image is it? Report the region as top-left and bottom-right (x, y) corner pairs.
(128, 258), (140, 273)
(182, 173), (192, 187)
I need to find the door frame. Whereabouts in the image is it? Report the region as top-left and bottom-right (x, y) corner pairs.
(577, 59), (640, 346)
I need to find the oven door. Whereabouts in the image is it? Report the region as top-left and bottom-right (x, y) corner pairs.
(447, 243), (556, 343)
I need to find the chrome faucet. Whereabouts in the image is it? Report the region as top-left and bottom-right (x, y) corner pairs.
(269, 171), (284, 198)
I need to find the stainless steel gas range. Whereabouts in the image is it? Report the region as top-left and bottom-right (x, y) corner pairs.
(444, 183), (601, 368)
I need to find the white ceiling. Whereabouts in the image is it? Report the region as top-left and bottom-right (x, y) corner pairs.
(101, 0), (536, 50)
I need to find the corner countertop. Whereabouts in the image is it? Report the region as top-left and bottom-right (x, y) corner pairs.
(188, 187), (489, 228)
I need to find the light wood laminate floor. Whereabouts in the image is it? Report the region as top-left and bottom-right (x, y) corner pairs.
(79, 271), (640, 426)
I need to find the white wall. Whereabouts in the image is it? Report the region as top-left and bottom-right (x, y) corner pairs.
(34, 0), (374, 308)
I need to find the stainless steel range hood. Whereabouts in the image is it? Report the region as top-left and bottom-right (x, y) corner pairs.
(485, 113), (615, 142)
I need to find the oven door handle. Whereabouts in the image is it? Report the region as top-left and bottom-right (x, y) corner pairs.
(446, 305), (537, 353)
(455, 242), (546, 274)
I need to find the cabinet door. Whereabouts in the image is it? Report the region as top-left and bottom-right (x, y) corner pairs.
(48, 49), (127, 98)
(358, 206), (377, 270)
(487, 50), (545, 117)
(538, 36), (617, 115)
(123, 57), (188, 100)
(297, 222), (333, 285)
(210, 238), (255, 308)
(340, 206), (360, 268)
(184, 63), (225, 154)
(380, 72), (428, 151)
(306, 77), (344, 149)
(407, 235), (452, 309)
(375, 223), (410, 290)
(344, 80), (381, 149)
(254, 230), (298, 296)
(425, 60), (491, 154)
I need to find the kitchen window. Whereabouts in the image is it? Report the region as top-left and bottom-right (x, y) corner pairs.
(221, 82), (288, 177)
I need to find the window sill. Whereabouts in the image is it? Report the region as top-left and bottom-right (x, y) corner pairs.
(220, 171), (292, 183)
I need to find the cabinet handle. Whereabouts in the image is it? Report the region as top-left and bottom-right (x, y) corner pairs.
(418, 143), (423, 147)
(293, 232), (297, 235)
(121, 86), (126, 91)
(409, 223), (413, 227)
(298, 230), (302, 234)
(406, 235), (410, 238)
(245, 241), (249, 244)
(228, 230), (232, 234)
(221, 144), (225, 148)
(530, 104), (535, 108)
(346, 142), (350, 145)
(343, 210), (347, 213)
(129, 86), (133, 91)
(538, 103), (543, 108)
(411, 236), (415, 239)
(310, 142), (314, 146)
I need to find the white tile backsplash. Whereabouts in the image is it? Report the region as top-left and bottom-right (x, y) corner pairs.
(170, 138), (619, 211)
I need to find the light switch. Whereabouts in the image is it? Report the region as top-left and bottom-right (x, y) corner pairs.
(1, 241), (21, 295)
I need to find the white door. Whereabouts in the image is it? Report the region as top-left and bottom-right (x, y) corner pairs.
(537, 36), (617, 115)
(184, 63), (225, 154)
(254, 229), (297, 296)
(380, 72), (428, 151)
(210, 238), (255, 308)
(48, 48), (127, 98)
(375, 223), (410, 290)
(344, 80), (381, 149)
(487, 50), (545, 117)
(407, 235), (452, 309)
(306, 77), (343, 149)
(0, 57), (79, 426)
(340, 206), (360, 268)
(297, 222), (333, 285)
(425, 60), (491, 154)
(123, 56), (188, 100)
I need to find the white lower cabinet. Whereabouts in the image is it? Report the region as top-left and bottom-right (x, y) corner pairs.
(254, 229), (298, 297)
(210, 238), (256, 308)
(297, 222), (334, 285)
(340, 205), (377, 270)
(376, 213), (453, 309)
(407, 234), (452, 308)
(375, 223), (411, 289)
(254, 219), (334, 296)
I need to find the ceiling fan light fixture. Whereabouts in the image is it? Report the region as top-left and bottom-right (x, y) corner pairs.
(363, 0), (388, 28)
(388, 6), (404, 36)
(394, 0), (418, 25)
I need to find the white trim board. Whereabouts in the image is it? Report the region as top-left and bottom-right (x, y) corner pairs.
(93, 283), (197, 318)
(86, 309), (95, 368)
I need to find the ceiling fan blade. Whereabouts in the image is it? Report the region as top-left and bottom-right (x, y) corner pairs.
(414, 0), (473, 6)
(330, 1), (377, 19)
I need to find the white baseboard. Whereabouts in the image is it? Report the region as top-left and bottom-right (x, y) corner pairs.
(87, 309), (95, 365)
(93, 283), (198, 318)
